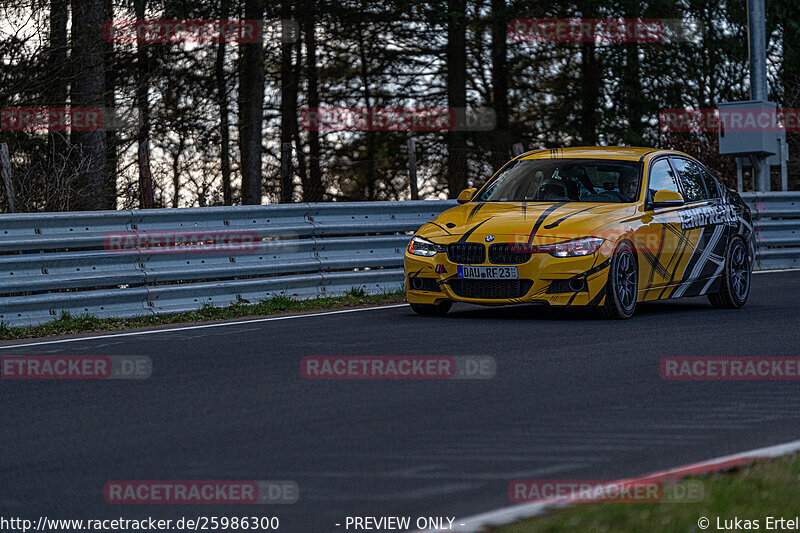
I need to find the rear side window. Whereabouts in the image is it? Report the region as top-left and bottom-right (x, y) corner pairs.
(671, 158), (708, 202)
(647, 159), (681, 199)
(699, 167), (721, 199)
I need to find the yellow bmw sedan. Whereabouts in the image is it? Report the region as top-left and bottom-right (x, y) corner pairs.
(404, 147), (754, 319)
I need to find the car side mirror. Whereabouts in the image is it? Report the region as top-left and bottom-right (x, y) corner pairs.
(457, 188), (477, 204)
(651, 189), (684, 209)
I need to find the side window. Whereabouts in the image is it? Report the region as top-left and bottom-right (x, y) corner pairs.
(699, 167), (721, 199)
(647, 159), (681, 200)
(671, 158), (708, 202)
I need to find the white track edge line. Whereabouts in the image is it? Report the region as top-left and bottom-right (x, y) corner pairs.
(421, 437), (800, 533)
(0, 304), (408, 349)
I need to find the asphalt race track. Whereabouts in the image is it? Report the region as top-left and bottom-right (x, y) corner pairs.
(2, 271), (799, 532)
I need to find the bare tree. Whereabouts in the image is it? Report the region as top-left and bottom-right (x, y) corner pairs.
(46, 0), (68, 162)
(217, 0), (233, 205)
(134, 0), (154, 208)
(446, 0), (467, 198)
(490, 0), (510, 154)
(104, 0), (118, 207)
(70, 0), (110, 209)
(239, 0), (265, 205)
(303, 0), (323, 201)
(280, 2), (297, 202)
(579, 1), (599, 145)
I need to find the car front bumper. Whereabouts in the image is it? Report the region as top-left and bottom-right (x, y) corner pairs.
(404, 250), (611, 307)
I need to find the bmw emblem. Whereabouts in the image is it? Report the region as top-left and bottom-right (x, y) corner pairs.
(485, 235), (495, 242)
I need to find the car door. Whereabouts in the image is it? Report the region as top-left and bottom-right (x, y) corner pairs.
(666, 156), (728, 298)
(634, 156), (698, 300)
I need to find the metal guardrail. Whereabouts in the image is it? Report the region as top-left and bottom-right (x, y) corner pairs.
(740, 192), (800, 271)
(0, 195), (796, 328)
(0, 201), (457, 328)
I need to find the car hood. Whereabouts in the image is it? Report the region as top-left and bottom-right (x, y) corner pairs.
(418, 201), (637, 243)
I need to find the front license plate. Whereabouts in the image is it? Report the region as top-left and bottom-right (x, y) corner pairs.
(457, 265), (519, 279)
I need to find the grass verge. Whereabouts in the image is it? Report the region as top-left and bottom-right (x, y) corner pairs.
(0, 289), (406, 341)
(491, 453), (800, 533)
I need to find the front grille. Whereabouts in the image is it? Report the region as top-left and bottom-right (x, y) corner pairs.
(448, 279), (533, 299)
(488, 243), (532, 264)
(447, 243), (485, 264)
(409, 277), (441, 292)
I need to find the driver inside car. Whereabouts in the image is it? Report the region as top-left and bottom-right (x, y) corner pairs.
(618, 170), (639, 202)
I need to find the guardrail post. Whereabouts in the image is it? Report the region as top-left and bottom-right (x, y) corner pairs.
(281, 142), (294, 203)
(408, 138), (419, 200)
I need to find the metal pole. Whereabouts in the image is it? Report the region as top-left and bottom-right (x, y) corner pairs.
(407, 138), (419, 200)
(748, 0), (770, 191)
(281, 142), (293, 203)
(0, 143), (16, 213)
(736, 158), (743, 192)
(748, 0), (767, 101)
(779, 138), (788, 191)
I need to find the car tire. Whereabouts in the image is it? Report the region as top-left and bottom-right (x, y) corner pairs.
(598, 241), (638, 320)
(409, 301), (453, 316)
(708, 236), (751, 309)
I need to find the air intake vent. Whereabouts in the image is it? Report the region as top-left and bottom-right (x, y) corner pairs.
(409, 277), (441, 292)
(448, 279), (533, 299)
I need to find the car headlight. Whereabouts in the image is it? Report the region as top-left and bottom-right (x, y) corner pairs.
(407, 236), (447, 257)
(511, 237), (604, 257)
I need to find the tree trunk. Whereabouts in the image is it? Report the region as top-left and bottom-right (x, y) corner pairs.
(216, 0), (232, 205)
(171, 137), (184, 208)
(622, 2), (643, 144)
(356, 30), (377, 201)
(239, 0), (265, 205)
(280, 1), (297, 203)
(579, 3), (599, 145)
(490, 0), (510, 155)
(579, 40), (598, 145)
(47, 0), (68, 164)
(782, 12), (800, 105)
(292, 28), (308, 197)
(303, 1), (323, 201)
(134, 0), (154, 209)
(446, 0), (467, 198)
(623, 43), (643, 144)
(103, 0), (118, 208)
(70, 0), (108, 210)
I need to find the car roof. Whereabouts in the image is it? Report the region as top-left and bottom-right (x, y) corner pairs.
(519, 146), (686, 161)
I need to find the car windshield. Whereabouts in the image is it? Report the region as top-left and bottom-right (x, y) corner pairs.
(476, 158), (642, 203)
